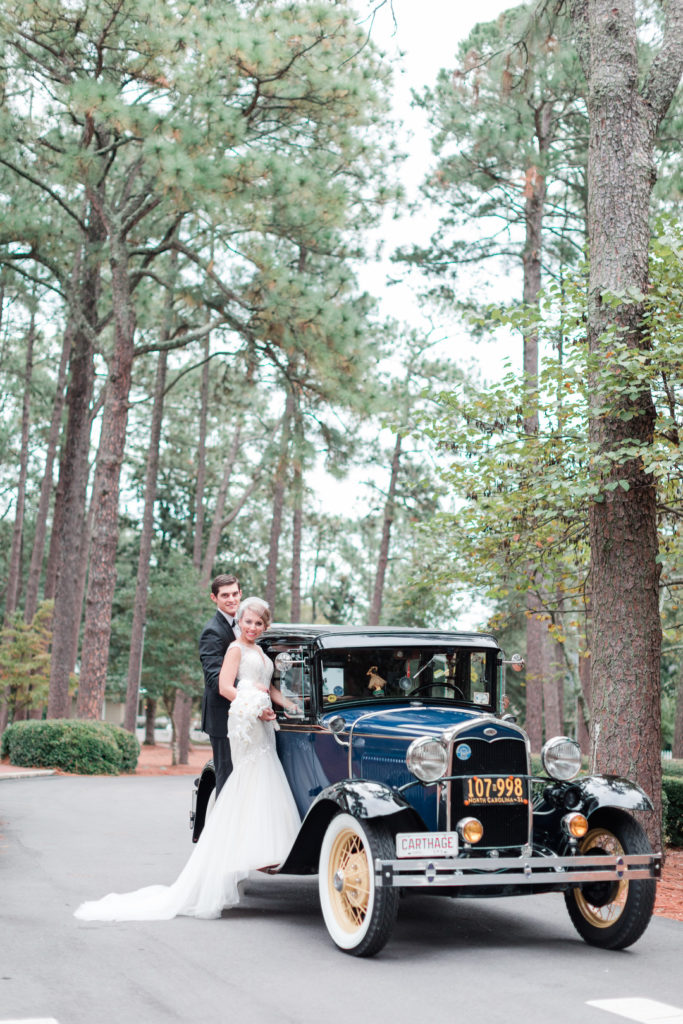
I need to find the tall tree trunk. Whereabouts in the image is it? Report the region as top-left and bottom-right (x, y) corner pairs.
(144, 696), (156, 746)
(673, 665), (683, 759)
(70, 481), (97, 680)
(77, 234), (136, 719)
(264, 389), (294, 612)
(5, 311), (35, 622)
(193, 333), (210, 570)
(173, 688), (192, 766)
(369, 432), (402, 626)
(524, 596), (544, 751)
(123, 349), (168, 731)
(569, 0), (683, 848)
(199, 425), (242, 587)
(542, 626), (563, 739)
(577, 647), (591, 751)
(290, 406), (304, 622)
(24, 326), (71, 623)
(48, 223), (102, 719)
(43, 443), (67, 604)
(522, 109), (551, 752)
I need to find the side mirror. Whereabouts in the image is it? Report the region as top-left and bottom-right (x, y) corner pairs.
(499, 653), (525, 717)
(325, 714), (349, 747)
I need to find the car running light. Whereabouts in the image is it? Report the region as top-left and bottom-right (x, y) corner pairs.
(457, 817), (484, 844)
(406, 736), (448, 783)
(561, 813), (589, 839)
(541, 736), (582, 781)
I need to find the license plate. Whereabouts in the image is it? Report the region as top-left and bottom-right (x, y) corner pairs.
(396, 832), (458, 858)
(463, 775), (527, 805)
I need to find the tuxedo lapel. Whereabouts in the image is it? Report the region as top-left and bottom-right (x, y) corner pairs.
(215, 610), (235, 642)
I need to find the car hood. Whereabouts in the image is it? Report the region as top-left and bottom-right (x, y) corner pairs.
(320, 702), (520, 743)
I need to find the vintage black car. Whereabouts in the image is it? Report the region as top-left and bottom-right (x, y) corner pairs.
(191, 625), (661, 957)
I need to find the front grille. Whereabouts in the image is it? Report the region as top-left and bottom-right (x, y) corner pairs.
(449, 736), (530, 849)
(361, 754), (414, 789)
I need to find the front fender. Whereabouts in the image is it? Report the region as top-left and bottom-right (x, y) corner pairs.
(278, 780), (423, 875)
(576, 774), (653, 816)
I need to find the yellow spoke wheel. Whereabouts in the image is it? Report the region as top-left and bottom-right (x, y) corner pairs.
(319, 813), (399, 956)
(574, 827), (627, 927)
(564, 809), (656, 950)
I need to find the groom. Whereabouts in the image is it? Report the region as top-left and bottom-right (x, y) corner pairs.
(198, 573), (242, 796)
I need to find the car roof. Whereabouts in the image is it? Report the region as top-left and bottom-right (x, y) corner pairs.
(261, 624), (500, 651)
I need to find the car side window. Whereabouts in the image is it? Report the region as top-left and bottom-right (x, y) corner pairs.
(319, 647), (494, 707)
(272, 649), (310, 718)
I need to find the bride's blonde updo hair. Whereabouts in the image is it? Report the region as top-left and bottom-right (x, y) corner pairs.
(236, 596), (271, 629)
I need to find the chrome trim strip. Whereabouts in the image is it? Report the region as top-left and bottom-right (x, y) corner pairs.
(374, 852), (662, 888)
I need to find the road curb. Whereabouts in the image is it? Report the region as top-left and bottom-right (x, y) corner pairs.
(0, 768), (56, 780)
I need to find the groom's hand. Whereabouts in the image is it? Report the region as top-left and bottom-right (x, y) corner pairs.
(259, 708), (276, 721)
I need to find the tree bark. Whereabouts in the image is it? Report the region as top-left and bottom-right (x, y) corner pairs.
(576, 646), (591, 751)
(522, 104), (552, 752)
(5, 310), (35, 622)
(48, 222), (102, 719)
(193, 333), (210, 571)
(673, 664), (683, 759)
(264, 388), (294, 613)
(569, 0), (683, 848)
(24, 324), (71, 623)
(369, 432), (402, 626)
(77, 232), (136, 719)
(123, 349), (168, 731)
(144, 696), (156, 746)
(542, 627), (564, 739)
(199, 424), (242, 587)
(173, 689), (193, 766)
(524, 595), (545, 751)
(290, 406), (304, 622)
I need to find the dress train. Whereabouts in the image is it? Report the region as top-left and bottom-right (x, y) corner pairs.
(75, 642), (300, 922)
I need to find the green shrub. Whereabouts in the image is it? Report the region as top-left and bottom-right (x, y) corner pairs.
(663, 775), (683, 847)
(1, 719), (139, 775)
(661, 758), (683, 778)
(108, 726), (140, 772)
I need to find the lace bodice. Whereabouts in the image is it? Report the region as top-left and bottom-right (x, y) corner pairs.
(228, 642), (276, 753)
(232, 641), (273, 690)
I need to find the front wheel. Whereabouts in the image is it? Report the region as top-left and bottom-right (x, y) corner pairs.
(318, 813), (399, 957)
(564, 808), (656, 949)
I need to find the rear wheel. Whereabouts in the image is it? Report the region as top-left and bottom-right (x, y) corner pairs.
(319, 813), (399, 957)
(564, 808), (656, 949)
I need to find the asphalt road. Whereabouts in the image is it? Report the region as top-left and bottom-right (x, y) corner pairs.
(1, 775), (682, 1024)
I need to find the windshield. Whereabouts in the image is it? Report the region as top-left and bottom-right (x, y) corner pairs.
(319, 646), (495, 709)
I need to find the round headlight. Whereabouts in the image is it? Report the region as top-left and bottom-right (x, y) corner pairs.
(541, 736), (582, 781)
(406, 736), (448, 783)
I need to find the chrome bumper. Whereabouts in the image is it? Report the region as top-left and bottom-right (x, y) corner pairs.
(375, 852), (662, 888)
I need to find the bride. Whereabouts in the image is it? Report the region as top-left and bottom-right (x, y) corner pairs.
(75, 597), (301, 921)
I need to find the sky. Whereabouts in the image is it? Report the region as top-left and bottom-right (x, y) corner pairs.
(359, 0), (521, 367)
(315, 1), (517, 627)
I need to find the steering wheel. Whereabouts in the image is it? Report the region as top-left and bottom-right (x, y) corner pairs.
(409, 682), (465, 699)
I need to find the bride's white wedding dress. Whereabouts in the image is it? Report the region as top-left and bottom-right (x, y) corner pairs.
(74, 642), (300, 921)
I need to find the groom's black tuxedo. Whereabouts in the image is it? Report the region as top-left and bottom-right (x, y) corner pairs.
(198, 610), (236, 793)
